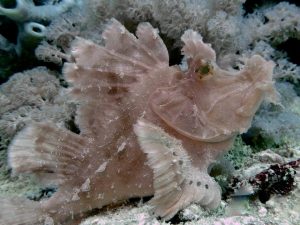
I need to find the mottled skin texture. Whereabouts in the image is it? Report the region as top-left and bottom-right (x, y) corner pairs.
(42, 66), (234, 222)
(2, 19), (276, 224)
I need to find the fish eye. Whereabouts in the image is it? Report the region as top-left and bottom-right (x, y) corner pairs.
(195, 62), (213, 79)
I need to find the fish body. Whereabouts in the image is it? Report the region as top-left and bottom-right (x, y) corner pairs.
(0, 19), (276, 224)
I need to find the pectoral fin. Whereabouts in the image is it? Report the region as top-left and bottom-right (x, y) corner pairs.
(8, 122), (88, 186)
(134, 119), (221, 220)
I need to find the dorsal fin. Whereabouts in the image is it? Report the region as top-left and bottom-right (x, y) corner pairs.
(63, 19), (169, 145)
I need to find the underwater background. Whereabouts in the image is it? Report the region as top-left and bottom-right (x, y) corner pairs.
(0, 0), (299, 224)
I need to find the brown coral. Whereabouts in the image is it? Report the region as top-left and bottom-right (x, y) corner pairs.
(0, 19), (276, 224)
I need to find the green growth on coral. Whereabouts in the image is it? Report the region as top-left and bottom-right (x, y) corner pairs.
(0, 150), (41, 197)
(225, 136), (253, 170)
(242, 130), (279, 152)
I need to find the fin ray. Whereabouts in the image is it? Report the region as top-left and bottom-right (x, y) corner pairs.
(63, 19), (170, 140)
(134, 119), (221, 220)
(0, 197), (45, 225)
(8, 122), (88, 186)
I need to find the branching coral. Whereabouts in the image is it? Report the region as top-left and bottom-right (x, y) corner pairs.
(0, 19), (276, 224)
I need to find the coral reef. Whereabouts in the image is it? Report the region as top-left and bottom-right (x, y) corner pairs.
(0, 0), (76, 22)
(223, 147), (300, 225)
(0, 0), (77, 53)
(227, 155), (299, 203)
(0, 0), (299, 225)
(0, 67), (75, 204)
(245, 81), (300, 149)
(0, 150), (40, 197)
(0, 67), (75, 148)
(224, 136), (253, 170)
(80, 154), (300, 225)
(35, 7), (92, 65)
(0, 0), (78, 83)
(249, 158), (299, 201)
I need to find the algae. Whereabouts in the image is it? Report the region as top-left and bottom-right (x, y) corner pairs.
(0, 149), (41, 197)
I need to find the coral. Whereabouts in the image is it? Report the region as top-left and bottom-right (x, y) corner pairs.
(37, 1), (300, 76)
(0, 1), (298, 224)
(275, 59), (300, 84)
(152, 0), (211, 40)
(206, 11), (246, 56)
(81, 150), (300, 225)
(256, 2), (300, 45)
(243, 3), (300, 84)
(0, 48), (18, 84)
(0, 18), (276, 225)
(16, 22), (47, 55)
(227, 154), (299, 203)
(152, 0), (246, 47)
(36, 0), (300, 91)
(214, 0), (246, 15)
(0, 67), (75, 141)
(35, 0), (155, 65)
(0, 34), (14, 52)
(0, 0), (77, 22)
(249, 158), (299, 202)
(87, 0), (154, 22)
(0, 150), (41, 198)
(0, 0), (80, 99)
(35, 40), (71, 65)
(223, 148), (300, 224)
(225, 136), (253, 170)
(35, 7), (94, 65)
(246, 82), (300, 148)
(0, 0), (78, 59)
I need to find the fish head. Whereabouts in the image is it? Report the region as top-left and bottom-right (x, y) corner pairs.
(149, 31), (278, 143)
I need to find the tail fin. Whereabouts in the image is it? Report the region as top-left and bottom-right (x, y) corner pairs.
(8, 122), (88, 186)
(0, 197), (48, 225)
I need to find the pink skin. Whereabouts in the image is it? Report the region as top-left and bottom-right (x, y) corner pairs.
(41, 56), (270, 223)
(6, 19), (276, 224)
